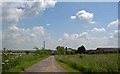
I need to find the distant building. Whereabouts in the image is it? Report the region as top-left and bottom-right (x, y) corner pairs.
(86, 50), (97, 54)
(67, 48), (73, 51)
(96, 48), (119, 53)
(86, 48), (119, 54)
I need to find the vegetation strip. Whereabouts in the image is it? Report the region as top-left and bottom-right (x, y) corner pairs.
(9, 55), (49, 72)
(55, 56), (79, 72)
(55, 54), (119, 73)
(2, 49), (51, 73)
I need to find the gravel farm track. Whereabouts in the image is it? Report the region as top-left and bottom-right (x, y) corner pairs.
(20, 56), (65, 73)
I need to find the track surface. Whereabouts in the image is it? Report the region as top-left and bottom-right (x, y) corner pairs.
(23, 56), (65, 72)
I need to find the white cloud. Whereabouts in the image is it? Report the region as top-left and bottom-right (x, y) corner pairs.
(4, 26), (45, 39)
(8, 26), (19, 31)
(46, 24), (51, 26)
(16, 8), (23, 13)
(1, 1), (118, 50)
(2, 1), (57, 49)
(92, 27), (106, 32)
(62, 32), (88, 41)
(2, 3), (23, 26)
(79, 32), (88, 38)
(64, 33), (69, 38)
(58, 38), (62, 42)
(107, 30), (119, 47)
(112, 30), (120, 39)
(2, 0), (57, 26)
(58, 32), (117, 50)
(114, 30), (120, 33)
(32, 26), (44, 35)
(70, 34), (79, 40)
(70, 16), (76, 19)
(71, 10), (95, 24)
(30, 33), (36, 38)
(0, 30), (2, 49)
(2, 26), (45, 49)
(107, 20), (119, 27)
(0, 2), (2, 23)
(64, 33), (79, 40)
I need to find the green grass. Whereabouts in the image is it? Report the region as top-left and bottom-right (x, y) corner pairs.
(8, 55), (49, 72)
(55, 53), (119, 73)
(2, 53), (49, 74)
(57, 59), (79, 72)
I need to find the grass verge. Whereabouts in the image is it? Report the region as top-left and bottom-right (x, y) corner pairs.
(56, 58), (79, 72)
(2, 54), (49, 74)
(9, 55), (49, 72)
(55, 54), (119, 73)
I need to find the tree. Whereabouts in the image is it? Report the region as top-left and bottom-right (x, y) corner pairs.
(25, 51), (29, 54)
(65, 47), (67, 51)
(34, 49), (51, 55)
(77, 45), (86, 54)
(2, 48), (11, 53)
(56, 46), (66, 55)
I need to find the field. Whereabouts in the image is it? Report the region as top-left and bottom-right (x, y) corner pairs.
(2, 52), (49, 73)
(55, 53), (119, 73)
(0, 53), (2, 74)
(1, 49), (119, 73)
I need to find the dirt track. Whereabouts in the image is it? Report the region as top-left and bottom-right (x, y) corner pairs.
(22, 56), (65, 72)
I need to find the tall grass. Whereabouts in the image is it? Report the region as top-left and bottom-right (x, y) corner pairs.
(55, 54), (119, 73)
(2, 53), (49, 73)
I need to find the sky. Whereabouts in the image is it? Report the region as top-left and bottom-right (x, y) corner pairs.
(1, 1), (119, 50)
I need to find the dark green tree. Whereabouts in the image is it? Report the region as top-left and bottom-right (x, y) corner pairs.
(77, 45), (86, 54)
(25, 51), (29, 54)
(56, 46), (66, 55)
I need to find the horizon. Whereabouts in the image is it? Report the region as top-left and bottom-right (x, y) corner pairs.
(1, 47), (119, 51)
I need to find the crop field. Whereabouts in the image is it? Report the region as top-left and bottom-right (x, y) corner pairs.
(2, 52), (49, 73)
(55, 53), (119, 73)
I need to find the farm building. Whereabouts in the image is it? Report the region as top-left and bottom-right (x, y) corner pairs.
(86, 50), (97, 54)
(86, 48), (119, 54)
(96, 48), (119, 53)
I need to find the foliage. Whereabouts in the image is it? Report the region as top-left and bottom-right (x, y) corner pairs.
(56, 46), (66, 55)
(2, 49), (49, 73)
(56, 46), (77, 55)
(34, 49), (52, 55)
(77, 45), (86, 54)
(66, 49), (77, 55)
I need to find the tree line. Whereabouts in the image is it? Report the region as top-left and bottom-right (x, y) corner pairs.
(2, 45), (86, 55)
(55, 45), (86, 55)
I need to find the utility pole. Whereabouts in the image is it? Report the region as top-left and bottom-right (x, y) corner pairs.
(43, 41), (45, 50)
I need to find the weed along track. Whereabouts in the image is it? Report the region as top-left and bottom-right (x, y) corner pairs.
(21, 56), (65, 72)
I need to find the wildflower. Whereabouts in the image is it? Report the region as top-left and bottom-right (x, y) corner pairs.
(5, 54), (7, 56)
(4, 60), (9, 63)
(2, 62), (5, 65)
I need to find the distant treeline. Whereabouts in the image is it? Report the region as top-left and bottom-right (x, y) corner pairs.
(2, 45), (119, 55)
(2, 45), (86, 55)
(55, 45), (86, 55)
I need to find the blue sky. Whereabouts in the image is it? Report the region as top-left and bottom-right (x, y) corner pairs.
(1, 2), (119, 50)
(19, 2), (117, 38)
